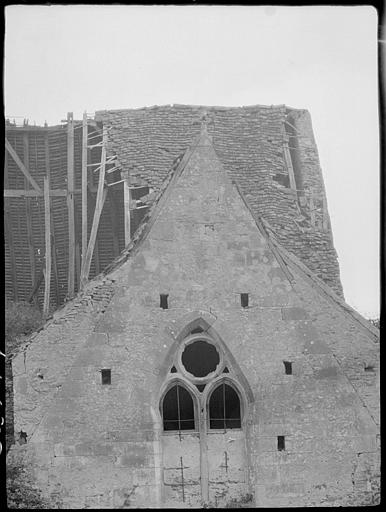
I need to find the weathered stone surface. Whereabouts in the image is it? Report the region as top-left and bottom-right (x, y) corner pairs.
(8, 118), (379, 508)
(96, 104), (343, 296)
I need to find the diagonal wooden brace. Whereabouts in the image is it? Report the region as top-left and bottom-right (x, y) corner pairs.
(5, 138), (42, 193)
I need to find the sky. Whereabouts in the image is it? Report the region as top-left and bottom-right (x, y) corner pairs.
(4, 5), (380, 318)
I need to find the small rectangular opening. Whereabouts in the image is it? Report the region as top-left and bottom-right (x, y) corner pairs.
(101, 369), (111, 385)
(283, 361), (292, 375)
(278, 436), (285, 451)
(240, 293), (249, 308)
(160, 294), (169, 309)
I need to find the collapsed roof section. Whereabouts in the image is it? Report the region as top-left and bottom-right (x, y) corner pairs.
(96, 103), (343, 296)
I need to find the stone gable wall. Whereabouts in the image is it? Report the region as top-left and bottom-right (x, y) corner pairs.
(11, 278), (116, 439)
(9, 131), (379, 508)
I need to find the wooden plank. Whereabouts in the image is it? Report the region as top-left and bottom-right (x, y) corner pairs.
(23, 133), (36, 287)
(67, 112), (75, 298)
(122, 170), (131, 245)
(5, 138), (42, 192)
(46, 132), (59, 306)
(86, 188), (101, 275)
(91, 155), (116, 173)
(108, 188), (120, 256)
(284, 119), (301, 134)
(43, 176), (51, 318)
(4, 189), (82, 197)
(87, 142), (103, 149)
(81, 112), (88, 275)
(4, 199), (19, 301)
(4, 147), (19, 302)
(5, 125), (52, 133)
(4, 136), (9, 186)
(87, 190), (107, 282)
(45, 132), (51, 180)
(88, 189), (102, 275)
(80, 125), (108, 289)
(283, 142), (297, 190)
(281, 123), (297, 191)
(94, 233), (101, 275)
(50, 212), (61, 308)
(107, 178), (125, 186)
(4, 189), (43, 197)
(75, 242), (81, 291)
(28, 269), (44, 303)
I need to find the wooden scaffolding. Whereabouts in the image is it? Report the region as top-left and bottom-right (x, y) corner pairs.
(4, 113), (149, 317)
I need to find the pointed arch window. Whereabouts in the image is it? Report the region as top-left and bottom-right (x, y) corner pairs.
(162, 383), (196, 431)
(209, 382), (241, 429)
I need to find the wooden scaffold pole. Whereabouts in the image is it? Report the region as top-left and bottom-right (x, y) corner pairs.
(281, 125), (297, 191)
(67, 112), (75, 298)
(123, 169), (131, 246)
(80, 124), (108, 290)
(23, 132), (36, 290)
(81, 111), (88, 276)
(4, 148), (19, 301)
(43, 176), (51, 318)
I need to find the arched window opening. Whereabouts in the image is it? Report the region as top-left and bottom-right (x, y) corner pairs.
(162, 384), (195, 431)
(209, 382), (241, 429)
(181, 340), (220, 377)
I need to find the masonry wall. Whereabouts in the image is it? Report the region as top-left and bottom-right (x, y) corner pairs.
(9, 132), (378, 508)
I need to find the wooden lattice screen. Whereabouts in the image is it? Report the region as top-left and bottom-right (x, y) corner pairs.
(4, 121), (131, 312)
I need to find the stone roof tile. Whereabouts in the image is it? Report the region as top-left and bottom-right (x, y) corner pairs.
(96, 104), (343, 295)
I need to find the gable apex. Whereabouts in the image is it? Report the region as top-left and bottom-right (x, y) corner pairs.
(106, 122), (297, 295)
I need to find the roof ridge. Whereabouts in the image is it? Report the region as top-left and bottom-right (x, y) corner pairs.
(95, 103), (288, 116)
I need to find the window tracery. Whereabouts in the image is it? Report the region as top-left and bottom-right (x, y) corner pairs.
(160, 329), (247, 433)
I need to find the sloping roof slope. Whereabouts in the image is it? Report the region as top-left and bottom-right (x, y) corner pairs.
(96, 104), (343, 295)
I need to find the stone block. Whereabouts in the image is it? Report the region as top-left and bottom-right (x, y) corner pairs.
(281, 307), (309, 321)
